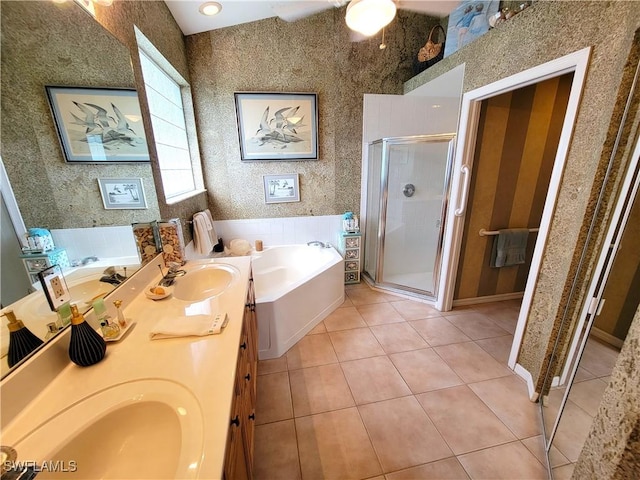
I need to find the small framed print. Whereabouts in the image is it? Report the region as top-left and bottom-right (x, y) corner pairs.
(98, 177), (147, 210)
(263, 174), (300, 204)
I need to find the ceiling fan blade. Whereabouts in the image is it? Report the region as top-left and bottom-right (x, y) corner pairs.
(396, 0), (455, 17)
(272, 1), (339, 22)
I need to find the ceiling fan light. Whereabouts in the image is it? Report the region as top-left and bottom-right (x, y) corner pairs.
(199, 1), (222, 16)
(345, 0), (396, 37)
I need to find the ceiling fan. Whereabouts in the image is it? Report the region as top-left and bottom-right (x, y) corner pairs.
(272, 0), (448, 38)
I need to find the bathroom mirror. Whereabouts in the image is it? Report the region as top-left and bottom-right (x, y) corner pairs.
(540, 132), (640, 476)
(0, 0), (161, 377)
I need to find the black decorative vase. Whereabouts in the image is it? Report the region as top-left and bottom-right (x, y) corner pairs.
(69, 305), (106, 367)
(8, 325), (44, 368)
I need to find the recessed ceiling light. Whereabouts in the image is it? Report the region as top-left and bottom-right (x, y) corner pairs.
(199, 1), (222, 16)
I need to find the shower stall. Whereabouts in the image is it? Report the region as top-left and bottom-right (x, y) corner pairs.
(363, 134), (456, 300)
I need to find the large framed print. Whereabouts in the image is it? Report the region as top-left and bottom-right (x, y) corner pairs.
(444, 1), (499, 57)
(45, 86), (149, 163)
(235, 92), (318, 161)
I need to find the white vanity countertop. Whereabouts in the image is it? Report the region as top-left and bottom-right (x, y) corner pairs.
(1, 255), (252, 480)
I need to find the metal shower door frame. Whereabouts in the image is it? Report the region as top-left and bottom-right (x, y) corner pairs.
(366, 133), (456, 301)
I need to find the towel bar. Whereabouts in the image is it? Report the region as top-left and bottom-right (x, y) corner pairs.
(479, 227), (539, 237)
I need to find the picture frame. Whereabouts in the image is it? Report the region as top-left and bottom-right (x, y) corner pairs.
(444, 1), (499, 58)
(235, 92), (318, 161)
(45, 86), (150, 163)
(263, 174), (300, 204)
(97, 177), (147, 210)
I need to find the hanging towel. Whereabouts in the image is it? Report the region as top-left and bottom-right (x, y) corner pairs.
(490, 228), (530, 268)
(203, 209), (218, 245)
(193, 212), (214, 255)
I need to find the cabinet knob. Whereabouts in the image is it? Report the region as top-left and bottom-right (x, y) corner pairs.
(230, 415), (240, 427)
(244, 373), (251, 381)
(248, 413), (255, 421)
(240, 342), (247, 350)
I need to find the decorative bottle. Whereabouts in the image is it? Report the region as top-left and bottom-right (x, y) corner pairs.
(1, 310), (44, 367)
(69, 304), (106, 367)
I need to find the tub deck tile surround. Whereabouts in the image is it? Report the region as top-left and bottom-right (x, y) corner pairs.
(254, 283), (551, 479)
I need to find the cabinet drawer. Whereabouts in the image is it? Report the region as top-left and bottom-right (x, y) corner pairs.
(345, 236), (360, 249)
(24, 257), (50, 271)
(345, 260), (359, 272)
(345, 249), (359, 260)
(345, 271), (360, 283)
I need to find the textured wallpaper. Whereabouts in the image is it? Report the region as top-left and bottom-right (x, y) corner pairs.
(1, 1), (160, 230)
(186, 7), (436, 220)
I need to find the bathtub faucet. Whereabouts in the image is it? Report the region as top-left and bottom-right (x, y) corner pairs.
(307, 241), (326, 248)
(99, 266), (127, 286)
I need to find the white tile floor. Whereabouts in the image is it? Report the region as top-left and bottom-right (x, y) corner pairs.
(254, 283), (550, 479)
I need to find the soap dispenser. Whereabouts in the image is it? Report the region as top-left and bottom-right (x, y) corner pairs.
(69, 304), (106, 367)
(1, 310), (44, 367)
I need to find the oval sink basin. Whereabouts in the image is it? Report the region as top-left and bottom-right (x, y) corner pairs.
(13, 379), (203, 479)
(172, 263), (239, 302)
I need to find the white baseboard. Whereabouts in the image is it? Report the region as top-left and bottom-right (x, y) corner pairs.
(514, 363), (539, 402)
(453, 292), (524, 307)
(590, 327), (625, 349)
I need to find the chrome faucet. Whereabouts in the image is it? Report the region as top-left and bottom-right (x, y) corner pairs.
(158, 262), (187, 287)
(99, 266), (127, 286)
(307, 241), (326, 247)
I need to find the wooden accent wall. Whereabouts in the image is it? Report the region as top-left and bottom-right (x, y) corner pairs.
(454, 73), (574, 301)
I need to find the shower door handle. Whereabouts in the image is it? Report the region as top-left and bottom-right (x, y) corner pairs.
(454, 165), (471, 217)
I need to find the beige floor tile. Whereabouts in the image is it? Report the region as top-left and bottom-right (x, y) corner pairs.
(481, 306), (520, 335)
(306, 321), (327, 335)
(346, 287), (397, 306)
(390, 348), (463, 394)
(409, 317), (471, 347)
(289, 364), (355, 417)
(286, 333), (338, 370)
(468, 375), (542, 438)
(358, 396), (453, 472)
(386, 457), (470, 480)
(390, 300), (442, 320)
(552, 400), (594, 463)
(417, 385), (516, 454)
(552, 463), (575, 479)
(256, 371), (293, 425)
(444, 311), (510, 340)
(475, 335), (515, 364)
(323, 306), (367, 332)
(434, 341), (513, 383)
(574, 365), (597, 383)
(457, 441), (548, 479)
(258, 356), (288, 376)
(521, 435), (570, 469)
(579, 337), (620, 377)
(370, 323), (428, 354)
(329, 328), (385, 362)
(254, 419), (301, 479)
(568, 377), (607, 416)
(341, 356), (411, 404)
(295, 407), (382, 480)
(357, 302), (405, 326)
(340, 296), (354, 308)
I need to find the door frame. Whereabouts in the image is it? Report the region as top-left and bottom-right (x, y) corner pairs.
(436, 47), (592, 395)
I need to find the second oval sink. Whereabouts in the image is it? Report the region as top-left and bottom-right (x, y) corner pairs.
(172, 263), (239, 302)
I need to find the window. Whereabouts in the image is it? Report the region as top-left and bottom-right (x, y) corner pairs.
(135, 27), (203, 203)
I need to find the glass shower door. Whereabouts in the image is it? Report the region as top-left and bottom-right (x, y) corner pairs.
(380, 137), (454, 297)
(364, 142), (383, 282)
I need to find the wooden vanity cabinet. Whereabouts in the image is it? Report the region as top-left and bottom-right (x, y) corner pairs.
(224, 277), (257, 480)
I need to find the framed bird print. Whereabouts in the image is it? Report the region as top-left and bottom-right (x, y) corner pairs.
(234, 92), (318, 161)
(45, 86), (150, 163)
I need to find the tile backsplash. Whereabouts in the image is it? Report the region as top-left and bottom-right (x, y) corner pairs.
(50, 226), (138, 263)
